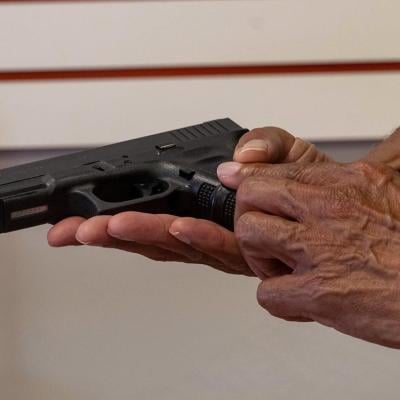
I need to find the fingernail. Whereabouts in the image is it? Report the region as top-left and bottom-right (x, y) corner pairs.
(170, 231), (191, 245)
(239, 139), (269, 155)
(107, 232), (123, 240)
(217, 162), (242, 178)
(107, 231), (134, 242)
(75, 236), (92, 245)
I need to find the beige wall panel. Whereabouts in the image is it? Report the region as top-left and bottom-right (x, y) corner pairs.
(0, 73), (399, 148)
(0, 235), (17, 399)
(0, 223), (397, 400)
(0, 0), (399, 69)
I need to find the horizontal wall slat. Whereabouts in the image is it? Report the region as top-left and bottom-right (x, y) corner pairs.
(0, 74), (399, 148)
(1, 0), (399, 70)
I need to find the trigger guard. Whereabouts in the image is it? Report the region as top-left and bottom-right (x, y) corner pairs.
(68, 179), (175, 218)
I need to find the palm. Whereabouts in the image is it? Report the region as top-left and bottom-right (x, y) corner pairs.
(48, 212), (252, 275)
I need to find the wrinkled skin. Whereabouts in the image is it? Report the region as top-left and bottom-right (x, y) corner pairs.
(48, 127), (331, 276)
(220, 138), (400, 348)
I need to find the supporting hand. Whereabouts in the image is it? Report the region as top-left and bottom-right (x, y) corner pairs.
(48, 127), (330, 275)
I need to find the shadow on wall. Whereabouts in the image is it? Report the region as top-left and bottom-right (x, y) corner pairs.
(9, 375), (95, 400)
(0, 230), (17, 397)
(316, 140), (377, 162)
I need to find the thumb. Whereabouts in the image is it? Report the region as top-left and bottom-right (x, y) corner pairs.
(234, 127), (331, 164)
(363, 127), (400, 170)
(257, 272), (318, 322)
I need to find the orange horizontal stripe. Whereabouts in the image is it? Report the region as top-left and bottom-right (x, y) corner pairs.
(1, 62), (400, 82)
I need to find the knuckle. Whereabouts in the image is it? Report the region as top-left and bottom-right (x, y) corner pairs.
(155, 214), (170, 234)
(236, 181), (248, 208)
(236, 177), (260, 204)
(235, 212), (265, 251)
(283, 163), (315, 181)
(287, 166), (307, 182)
(240, 164), (268, 179)
(351, 160), (379, 176)
(304, 275), (324, 293)
(235, 213), (254, 243)
(256, 282), (285, 318)
(285, 138), (316, 163)
(302, 143), (322, 163)
(282, 225), (311, 259)
(351, 160), (395, 183)
(256, 281), (272, 309)
(302, 273), (336, 308)
(212, 226), (228, 251)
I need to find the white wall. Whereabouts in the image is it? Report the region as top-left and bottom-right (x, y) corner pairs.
(1, 74), (400, 148)
(1, 0), (398, 69)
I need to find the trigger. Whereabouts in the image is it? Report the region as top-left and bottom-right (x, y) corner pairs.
(179, 169), (195, 180)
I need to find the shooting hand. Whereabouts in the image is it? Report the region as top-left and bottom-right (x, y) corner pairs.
(217, 127), (400, 278)
(220, 159), (400, 348)
(47, 127), (330, 275)
(216, 128), (400, 347)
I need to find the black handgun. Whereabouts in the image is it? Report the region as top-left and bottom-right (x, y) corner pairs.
(0, 119), (248, 234)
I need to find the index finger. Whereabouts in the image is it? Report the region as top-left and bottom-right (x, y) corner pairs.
(48, 216), (86, 247)
(218, 161), (344, 190)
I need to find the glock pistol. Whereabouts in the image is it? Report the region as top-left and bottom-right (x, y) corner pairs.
(0, 119), (248, 234)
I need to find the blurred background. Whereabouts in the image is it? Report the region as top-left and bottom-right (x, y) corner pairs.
(0, 1), (399, 399)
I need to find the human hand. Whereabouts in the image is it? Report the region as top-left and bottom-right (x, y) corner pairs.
(363, 127), (400, 170)
(221, 154), (400, 347)
(48, 127), (330, 275)
(216, 128), (400, 278)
